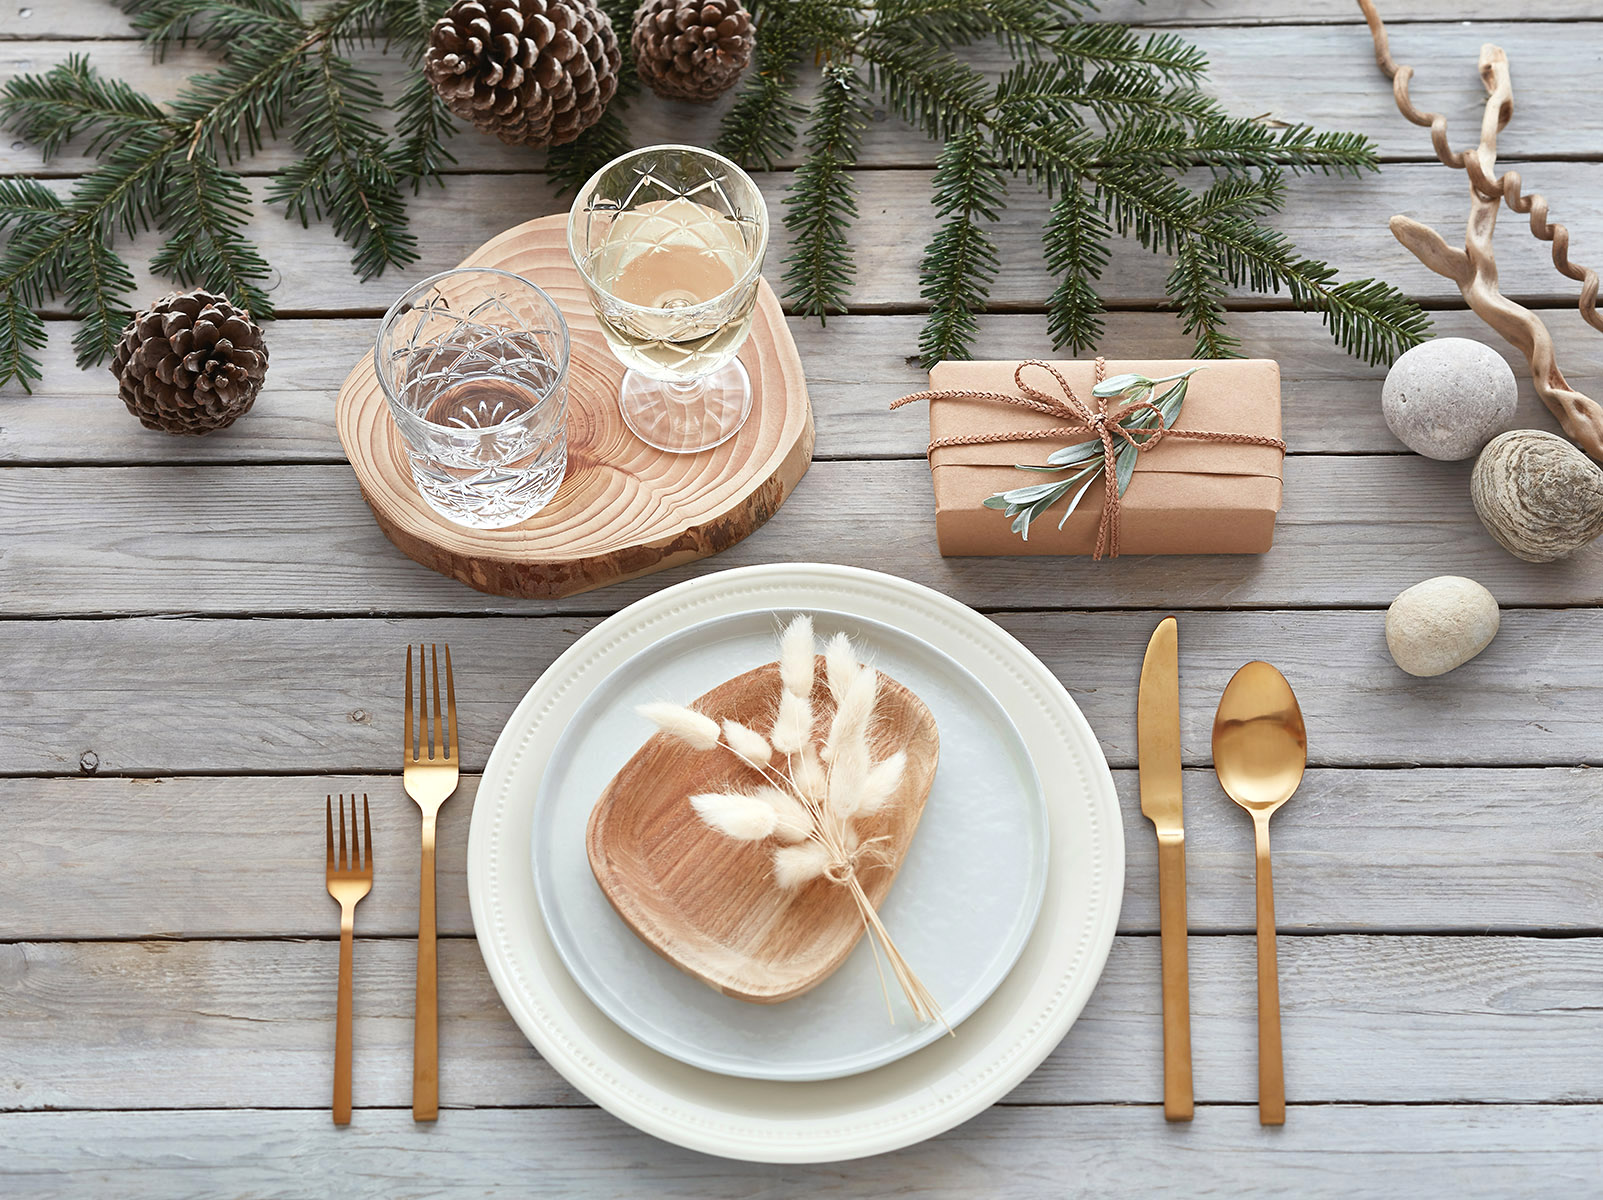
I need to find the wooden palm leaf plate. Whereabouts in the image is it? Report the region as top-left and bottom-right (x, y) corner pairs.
(586, 656), (940, 1003)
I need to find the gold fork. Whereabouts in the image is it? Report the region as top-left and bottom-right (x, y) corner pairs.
(325, 792), (373, 1127)
(404, 643), (459, 1123)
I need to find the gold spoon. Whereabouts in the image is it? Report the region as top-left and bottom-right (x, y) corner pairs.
(1212, 661), (1307, 1127)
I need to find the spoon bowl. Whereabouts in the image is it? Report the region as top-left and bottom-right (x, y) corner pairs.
(1212, 660), (1308, 816)
(1211, 659), (1307, 1128)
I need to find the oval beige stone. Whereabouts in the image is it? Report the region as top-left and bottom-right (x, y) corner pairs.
(1385, 576), (1500, 677)
(1470, 430), (1603, 562)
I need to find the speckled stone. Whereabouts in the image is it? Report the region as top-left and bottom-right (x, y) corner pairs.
(1382, 338), (1517, 460)
(1385, 576), (1500, 677)
(1471, 430), (1603, 562)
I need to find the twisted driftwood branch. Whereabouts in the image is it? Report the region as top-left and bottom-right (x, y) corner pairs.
(1360, 0), (1601, 333)
(1360, 1), (1603, 460)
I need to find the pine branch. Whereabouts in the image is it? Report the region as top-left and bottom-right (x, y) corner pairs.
(0, 179), (60, 392)
(918, 129), (1007, 366)
(1091, 118), (1379, 177)
(151, 152), (274, 317)
(65, 233), (139, 367)
(119, 0), (299, 58)
(1168, 237), (1240, 359)
(0, 288), (46, 393)
(861, 33), (990, 143)
(1091, 161), (1427, 364)
(869, 0), (1088, 56)
(715, 4), (812, 169)
(268, 42), (417, 279)
(387, 69), (457, 190)
(370, 0), (449, 56)
(166, 19), (312, 160)
(1043, 178), (1110, 354)
(1053, 26), (1209, 82)
(783, 64), (869, 321)
(0, 53), (169, 161)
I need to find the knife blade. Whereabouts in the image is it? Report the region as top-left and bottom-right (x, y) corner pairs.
(1138, 616), (1193, 1121)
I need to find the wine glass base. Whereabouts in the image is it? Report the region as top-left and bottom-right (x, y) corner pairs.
(618, 359), (753, 454)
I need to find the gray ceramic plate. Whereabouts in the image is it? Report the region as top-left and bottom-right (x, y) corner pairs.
(530, 608), (1049, 1081)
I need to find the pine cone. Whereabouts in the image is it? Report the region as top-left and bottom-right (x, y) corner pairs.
(424, 0), (621, 147)
(632, 0), (753, 102)
(111, 290), (268, 436)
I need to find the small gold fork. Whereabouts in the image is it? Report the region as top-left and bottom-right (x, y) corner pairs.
(325, 792), (373, 1126)
(405, 643), (459, 1122)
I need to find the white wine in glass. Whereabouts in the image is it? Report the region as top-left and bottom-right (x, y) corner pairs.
(568, 146), (768, 454)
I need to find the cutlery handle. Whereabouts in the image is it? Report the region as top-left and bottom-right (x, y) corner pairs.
(334, 908), (354, 1126)
(1155, 833), (1194, 1121)
(1253, 816), (1285, 1125)
(414, 817), (439, 1122)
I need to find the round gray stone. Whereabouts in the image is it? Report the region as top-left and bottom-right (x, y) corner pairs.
(1470, 429), (1603, 562)
(1382, 337), (1518, 460)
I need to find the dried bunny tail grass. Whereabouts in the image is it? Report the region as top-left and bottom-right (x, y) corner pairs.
(779, 615), (816, 698)
(856, 749), (907, 818)
(823, 632), (863, 703)
(794, 743), (828, 803)
(753, 785), (815, 842)
(638, 702), (721, 751)
(772, 840), (832, 888)
(827, 738), (872, 818)
(771, 689), (813, 755)
(842, 871), (946, 1028)
(823, 662), (878, 764)
(690, 791), (778, 842)
(721, 719), (772, 768)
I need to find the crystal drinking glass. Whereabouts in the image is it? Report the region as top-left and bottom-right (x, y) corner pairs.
(376, 268), (570, 529)
(567, 144), (769, 454)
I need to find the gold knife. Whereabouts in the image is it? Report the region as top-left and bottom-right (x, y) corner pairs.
(1138, 616), (1193, 1121)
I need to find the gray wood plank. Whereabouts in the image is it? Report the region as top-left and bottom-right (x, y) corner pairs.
(16, 0), (1603, 39)
(0, 309), (1583, 465)
(2, 1104), (1601, 1200)
(0, 611), (1597, 776)
(7, 22), (1603, 173)
(3, 934), (1599, 1110)
(8, 164), (1602, 318)
(3, 769), (1597, 940)
(4, 457), (1602, 615)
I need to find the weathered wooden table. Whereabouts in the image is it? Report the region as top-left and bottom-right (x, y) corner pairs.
(3, 2), (1601, 1194)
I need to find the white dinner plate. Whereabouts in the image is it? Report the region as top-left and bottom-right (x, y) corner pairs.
(530, 609), (1050, 1081)
(468, 563), (1123, 1163)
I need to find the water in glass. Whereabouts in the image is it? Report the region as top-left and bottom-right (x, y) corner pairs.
(377, 271), (570, 530)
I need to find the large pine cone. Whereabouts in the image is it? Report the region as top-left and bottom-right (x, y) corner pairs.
(424, 0), (621, 147)
(111, 290), (267, 436)
(632, 0), (753, 102)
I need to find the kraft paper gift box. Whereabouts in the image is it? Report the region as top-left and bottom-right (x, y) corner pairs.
(922, 358), (1284, 557)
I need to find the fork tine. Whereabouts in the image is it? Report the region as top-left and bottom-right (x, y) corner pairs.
(326, 795), (335, 870)
(444, 644), (457, 762)
(420, 642), (433, 761)
(338, 792), (348, 869)
(405, 644), (415, 763)
(430, 642), (443, 760)
(362, 794), (373, 872)
(350, 793), (362, 870)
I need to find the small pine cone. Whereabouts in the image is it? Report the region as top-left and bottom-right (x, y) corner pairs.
(110, 290), (268, 436)
(633, 0), (753, 102)
(424, 0), (621, 148)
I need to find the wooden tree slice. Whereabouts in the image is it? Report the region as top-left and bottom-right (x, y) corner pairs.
(335, 214), (814, 598)
(587, 658), (940, 1004)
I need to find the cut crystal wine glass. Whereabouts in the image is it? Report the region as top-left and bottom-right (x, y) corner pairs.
(567, 144), (769, 455)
